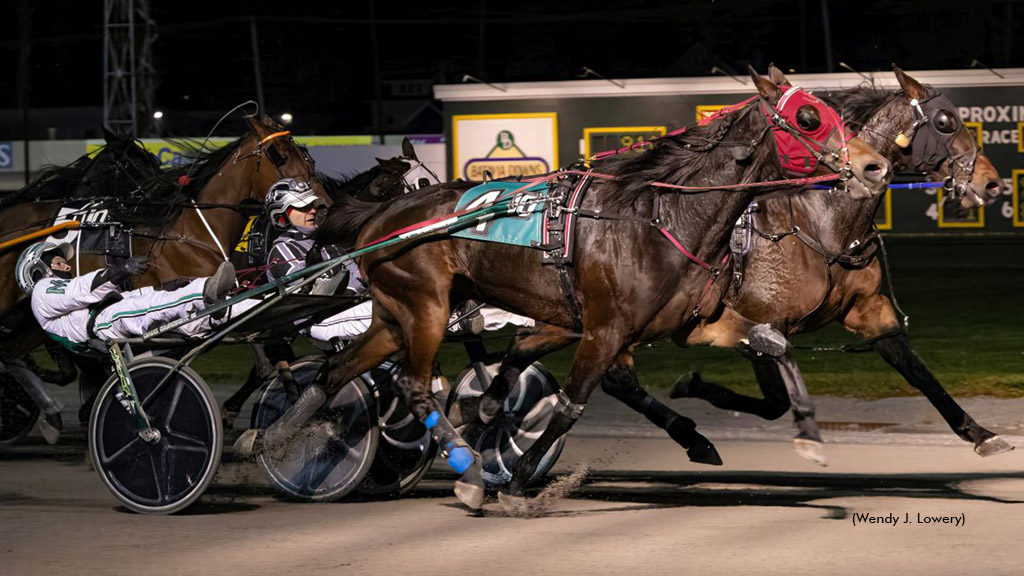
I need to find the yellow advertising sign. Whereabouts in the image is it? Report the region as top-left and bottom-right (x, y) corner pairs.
(452, 113), (558, 181)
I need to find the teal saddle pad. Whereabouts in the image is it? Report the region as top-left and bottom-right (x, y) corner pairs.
(451, 181), (551, 247)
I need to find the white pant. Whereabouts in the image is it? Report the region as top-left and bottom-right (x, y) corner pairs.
(478, 306), (534, 331)
(306, 302), (534, 345)
(93, 278), (213, 340)
(308, 300), (373, 342)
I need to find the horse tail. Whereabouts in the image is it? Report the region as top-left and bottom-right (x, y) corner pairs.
(315, 192), (387, 247)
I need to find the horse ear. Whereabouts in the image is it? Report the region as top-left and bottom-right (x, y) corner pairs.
(892, 64), (927, 100)
(748, 65), (783, 104)
(245, 115), (264, 134)
(102, 127), (119, 144)
(768, 63), (790, 86)
(376, 157), (387, 166)
(401, 137), (418, 161)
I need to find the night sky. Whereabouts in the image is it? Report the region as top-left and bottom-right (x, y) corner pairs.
(3, 0), (1022, 137)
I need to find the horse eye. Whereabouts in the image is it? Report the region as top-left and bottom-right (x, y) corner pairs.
(933, 111), (956, 134)
(796, 105), (822, 131)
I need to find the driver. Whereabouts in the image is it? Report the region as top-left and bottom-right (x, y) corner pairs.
(18, 242), (236, 350)
(262, 178), (371, 346)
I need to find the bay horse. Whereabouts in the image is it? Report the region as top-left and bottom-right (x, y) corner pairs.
(666, 66), (1012, 456)
(270, 67), (891, 509)
(450, 66), (1011, 477)
(0, 114), (323, 430)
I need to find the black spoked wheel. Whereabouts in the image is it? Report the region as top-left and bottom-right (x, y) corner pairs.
(358, 363), (437, 496)
(447, 362), (565, 487)
(252, 357), (378, 502)
(0, 373), (40, 445)
(89, 357), (222, 514)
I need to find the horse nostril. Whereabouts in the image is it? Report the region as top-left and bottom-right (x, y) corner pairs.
(985, 180), (1002, 197)
(861, 162), (887, 184)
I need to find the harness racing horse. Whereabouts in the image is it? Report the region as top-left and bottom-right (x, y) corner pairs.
(0, 114), (323, 434)
(450, 66), (1010, 476)
(667, 66), (1012, 457)
(293, 67), (891, 509)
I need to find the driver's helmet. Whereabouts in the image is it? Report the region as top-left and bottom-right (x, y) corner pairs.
(265, 178), (319, 230)
(16, 242), (74, 295)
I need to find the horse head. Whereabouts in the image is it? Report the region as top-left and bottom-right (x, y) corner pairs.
(237, 114), (327, 206)
(891, 66), (1002, 208)
(749, 66), (891, 199)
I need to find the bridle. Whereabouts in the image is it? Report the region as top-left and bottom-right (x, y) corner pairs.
(397, 158), (442, 193)
(904, 92), (979, 204)
(758, 85), (856, 189)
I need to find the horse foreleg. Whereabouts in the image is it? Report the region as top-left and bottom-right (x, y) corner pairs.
(846, 294), (1013, 457)
(600, 355), (722, 465)
(455, 323), (576, 438)
(508, 327), (625, 496)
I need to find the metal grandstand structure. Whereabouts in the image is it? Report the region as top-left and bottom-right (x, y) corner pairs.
(102, 0), (157, 137)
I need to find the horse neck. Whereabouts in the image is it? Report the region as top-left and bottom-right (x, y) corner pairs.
(177, 157), (261, 255)
(658, 135), (779, 267)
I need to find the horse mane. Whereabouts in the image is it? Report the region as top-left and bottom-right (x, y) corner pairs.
(0, 134), (167, 210)
(821, 83), (926, 128)
(165, 137), (246, 195)
(317, 167), (383, 203)
(593, 103), (755, 212)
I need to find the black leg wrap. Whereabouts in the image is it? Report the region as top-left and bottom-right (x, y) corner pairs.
(602, 367), (722, 465)
(875, 333), (998, 447)
(508, 392), (583, 496)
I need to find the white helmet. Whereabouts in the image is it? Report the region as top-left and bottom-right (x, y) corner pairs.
(16, 242), (75, 295)
(265, 178), (319, 229)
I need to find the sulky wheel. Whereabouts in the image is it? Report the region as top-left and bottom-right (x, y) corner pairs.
(358, 362), (438, 496)
(88, 356), (222, 514)
(447, 362), (565, 487)
(0, 372), (41, 445)
(252, 357), (378, 502)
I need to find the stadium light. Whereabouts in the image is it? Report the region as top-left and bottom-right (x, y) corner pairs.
(152, 110), (164, 119)
(280, 113), (293, 124)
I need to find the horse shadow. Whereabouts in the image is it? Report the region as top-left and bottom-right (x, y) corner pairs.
(420, 469), (1024, 519)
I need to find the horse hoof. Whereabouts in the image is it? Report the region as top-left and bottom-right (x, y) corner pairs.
(686, 433), (723, 466)
(233, 428), (262, 457)
(454, 452), (486, 510)
(39, 414), (62, 446)
(975, 435), (1015, 457)
(670, 372), (702, 399)
(793, 438), (827, 467)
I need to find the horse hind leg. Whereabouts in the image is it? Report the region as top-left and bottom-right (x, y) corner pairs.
(234, 318), (403, 456)
(875, 334), (1012, 456)
(388, 297), (488, 510)
(601, 358), (722, 465)
(845, 293), (1012, 457)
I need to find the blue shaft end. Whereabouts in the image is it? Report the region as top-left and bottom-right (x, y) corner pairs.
(447, 446), (474, 474)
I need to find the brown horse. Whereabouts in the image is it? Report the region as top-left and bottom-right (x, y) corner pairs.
(272, 68), (891, 509)
(0, 114), (322, 431)
(666, 66), (1012, 456)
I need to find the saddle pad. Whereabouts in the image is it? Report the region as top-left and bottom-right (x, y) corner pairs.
(451, 181), (550, 247)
